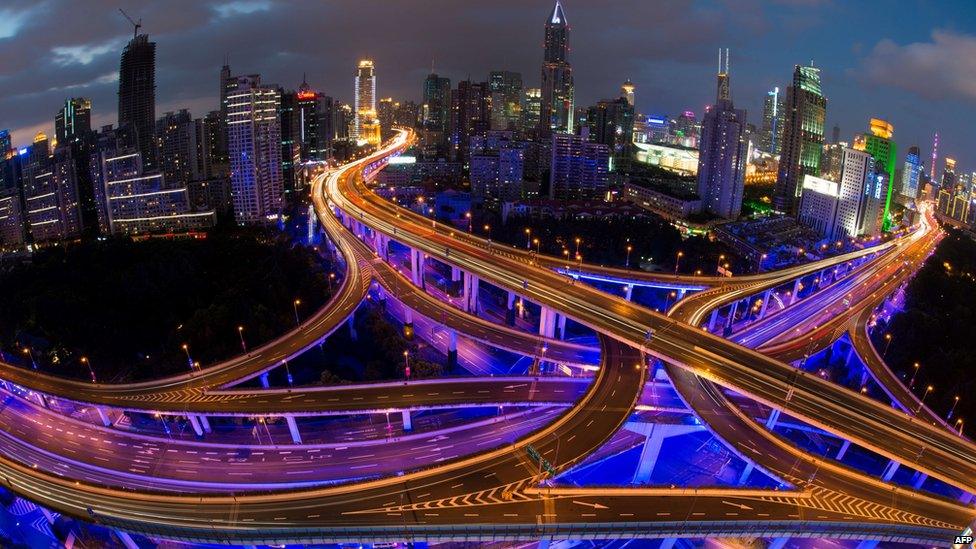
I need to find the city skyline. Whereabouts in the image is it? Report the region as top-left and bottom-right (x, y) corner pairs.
(2, 0), (976, 171)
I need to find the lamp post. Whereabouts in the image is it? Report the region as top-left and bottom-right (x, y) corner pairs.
(882, 333), (892, 357)
(181, 343), (195, 370)
(948, 395), (960, 420)
(293, 299), (302, 326)
(716, 254), (725, 273)
(22, 347), (37, 370)
(916, 385), (933, 414)
(80, 356), (96, 383)
(626, 245), (633, 268)
(534, 238), (541, 255)
(465, 212), (472, 232)
(574, 237), (581, 257)
(956, 418), (965, 436)
(328, 272), (336, 294)
(238, 326), (247, 353)
(674, 251), (684, 276)
(908, 362), (920, 389)
(403, 350), (411, 379)
(524, 228), (532, 249)
(484, 224), (492, 245)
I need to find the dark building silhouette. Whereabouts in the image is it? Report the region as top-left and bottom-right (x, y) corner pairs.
(118, 34), (157, 170)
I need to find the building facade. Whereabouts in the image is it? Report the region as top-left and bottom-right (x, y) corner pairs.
(226, 76), (283, 224)
(774, 64), (827, 215)
(118, 34), (157, 170)
(539, 1), (574, 135)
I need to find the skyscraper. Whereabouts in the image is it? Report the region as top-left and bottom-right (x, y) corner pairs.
(488, 71), (523, 131)
(549, 128), (610, 200)
(521, 88), (542, 134)
(539, 0), (574, 135)
(226, 75), (283, 225)
(836, 147), (881, 238)
(118, 33), (157, 170)
(449, 80), (490, 164)
(900, 145), (922, 200)
(855, 118), (896, 231)
(586, 97), (634, 165)
(621, 80), (636, 108)
(55, 98), (92, 144)
(696, 49), (747, 220)
(759, 87), (783, 155)
(942, 157), (957, 190)
(774, 64), (827, 215)
(354, 60), (380, 145)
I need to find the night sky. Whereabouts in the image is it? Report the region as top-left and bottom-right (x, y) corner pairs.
(2, 0), (974, 170)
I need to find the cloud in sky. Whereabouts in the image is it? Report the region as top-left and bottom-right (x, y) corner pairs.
(857, 29), (976, 103)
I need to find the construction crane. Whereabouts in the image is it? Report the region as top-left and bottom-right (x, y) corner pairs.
(119, 8), (142, 39)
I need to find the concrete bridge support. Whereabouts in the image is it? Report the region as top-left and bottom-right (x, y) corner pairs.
(758, 289), (772, 319)
(881, 459), (900, 481)
(624, 284), (634, 301)
(96, 407), (112, 427)
(556, 314), (567, 340)
(447, 328), (458, 371)
(461, 272), (480, 313)
(188, 415), (205, 437)
(260, 372), (270, 389)
(199, 415), (212, 433)
(789, 278), (802, 306)
(539, 306), (557, 339)
(707, 309), (719, 332)
(285, 416), (302, 444)
(402, 410), (413, 431)
(627, 422), (704, 484)
(409, 248), (426, 289)
(835, 439), (851, 460)
(506, 291), (517, 325)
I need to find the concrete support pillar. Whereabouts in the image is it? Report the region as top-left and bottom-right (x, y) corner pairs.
(409, 248), (425, 289)
(677, 289), (687, 301)
(765, 409), (782, 430)
(844, 346), (856, 368)
(624, 284), (634, 301)
(402, 410), (413, 431)
(348, 316), (358, 341)
(39, 506), (55, 525)
(115, 530), (140, 549)
(628, 423), (703, 484)
(259, 372), (270, 389)
(881, 459), (900, 481)
(447, 329), (458, 371)
(506, 291), (517, 325)
(911, 472), (928, 489)
(468, 274), (479, 313)
(199, 415), (212, 433)
(768, 538), (789, 549)
(790, 278), (802, 305)
(96, 407), (112, 427)
(539, 306), (557, 339)
(557, 314), (567, 340)
(659, 538), (677, 549)
(759, 289), (772, 319)
(285, 416), (302, 444)
(707, 309), (719, 332)
(819, 268), (829, 288)
(403, 308), (414, 340)
(855, 541), (879, 549)
(738, 463), (755, 486)
(835, 440), (851, 461)
(959, 492), (974, 505)
(451, 265), (461, 282)
(188, 415), (204, 437)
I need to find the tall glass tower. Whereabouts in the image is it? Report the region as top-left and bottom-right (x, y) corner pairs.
(774, 64), (827, 215)
(539, 0), (574, 135)
(118, 33), (157, 170)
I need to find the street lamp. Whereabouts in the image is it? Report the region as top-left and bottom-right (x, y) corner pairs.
(909, 362), (920, 389)
(484, 224), (492, 244)
(533, 238), (541, 255)
(80, 356), (96, 383)
(626, 245), (633, 268)
(181, 344), (196, 370)
(403, 350), (411, 379)
(238, 326), (247, 353)
(956, 418), (965, 436)
(524, 228), (532, 249)
(882, 333), (892, 357)
(916, 385), (933, 414)
(22, 347), (37, 370)
(948, 395), (961, 420)
(465, 211), (472, 232)
(716, 254), (725, 273)
(674, 251), (684, 276)
(293, 299), (302, 325)
(664, 290), (677, 311)
(574, 237), (581, 257)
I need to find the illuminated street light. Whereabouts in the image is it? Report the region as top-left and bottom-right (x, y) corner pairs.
(957, 418), (965, 436)
(403, 350), (411, 379)
(22, 347), (37, 370)
(181, 343), (195, 370)
(293, 299), (302, 325)
(238, 326), (247, 353)
(674, 251), (684, 276)
(882, 333), (892, 357)
(948, 395), (961, 420)
(524, 228), (532, 249)
(465, 211), (472, 232)
(916, 385), (933, 414)
(626, 244), (633, 267)
(909, 361), (920, 389)
(80, 356), (96, 383)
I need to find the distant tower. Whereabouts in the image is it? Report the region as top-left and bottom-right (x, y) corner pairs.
(774, 64), (827, 215)
(930, 132), (939, 182)
(539, 0), (574, 135)
(696, 48), (747, 220)
(55, 98), (92, 144)
(354, 59), (379, 144)
(621, 79), (636, 108)
(118, 33), (157, 170)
